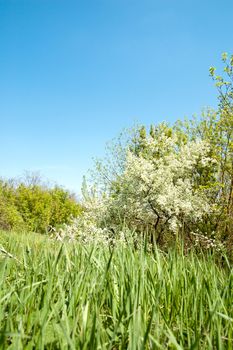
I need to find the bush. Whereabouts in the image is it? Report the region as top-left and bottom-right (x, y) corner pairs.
(0, 177), (82, 233)
(61, 124), (216, 247)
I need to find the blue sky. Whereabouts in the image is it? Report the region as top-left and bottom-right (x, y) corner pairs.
(0, 0), (232, 194)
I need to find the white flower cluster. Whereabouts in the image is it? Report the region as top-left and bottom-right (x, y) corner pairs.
(52, 193), (112, 244)
(54, 129), (215, 243)
(191, 231), (225, 252)
(108, 133), (214, 234)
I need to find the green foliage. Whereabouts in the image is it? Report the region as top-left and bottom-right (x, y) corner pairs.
(174, 53), (233, 246)
(0, 232), (232, 349)
(0, 181), (25, 231)
(49, 186), (82, 228)
(14, 184), (53, 233)
(210, 52), (233, 115)
(0, 177), (82, 233)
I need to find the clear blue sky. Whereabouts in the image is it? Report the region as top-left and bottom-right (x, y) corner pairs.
(0, 0), (232, 194)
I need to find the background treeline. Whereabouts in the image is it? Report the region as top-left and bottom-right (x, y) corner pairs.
(0, 174), (82, 233)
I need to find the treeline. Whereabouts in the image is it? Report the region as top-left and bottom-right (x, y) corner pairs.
(0, 174), (82, 233)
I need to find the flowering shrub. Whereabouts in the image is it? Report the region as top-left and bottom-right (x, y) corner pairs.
(52, 194), (111, 244)
(107, 129), (215, 241)
(191, 231), (225, 253)
(57, 125), (216, 246)
(53, 53), (233, 253)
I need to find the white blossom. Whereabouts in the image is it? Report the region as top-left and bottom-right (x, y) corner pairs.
(54, 129), (215, 243)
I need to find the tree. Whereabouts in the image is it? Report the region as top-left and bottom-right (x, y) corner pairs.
(60, 53), (233, 252)
(105, 125), (214, 244)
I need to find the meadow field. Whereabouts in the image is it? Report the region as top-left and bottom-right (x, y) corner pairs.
(0, 231), (232, 349)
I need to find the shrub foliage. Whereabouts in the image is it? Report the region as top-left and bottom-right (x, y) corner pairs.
(0, 176), (82, 233)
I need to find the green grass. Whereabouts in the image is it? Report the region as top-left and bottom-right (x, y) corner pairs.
(0, 231), (232, 349)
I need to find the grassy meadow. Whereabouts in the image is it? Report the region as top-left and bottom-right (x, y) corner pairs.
(0, 231), (232, 349)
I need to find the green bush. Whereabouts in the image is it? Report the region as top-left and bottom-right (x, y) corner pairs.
(0, 200), (25, 231)
(0, 178), (82, 233)
(0, 180), (24, 231)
